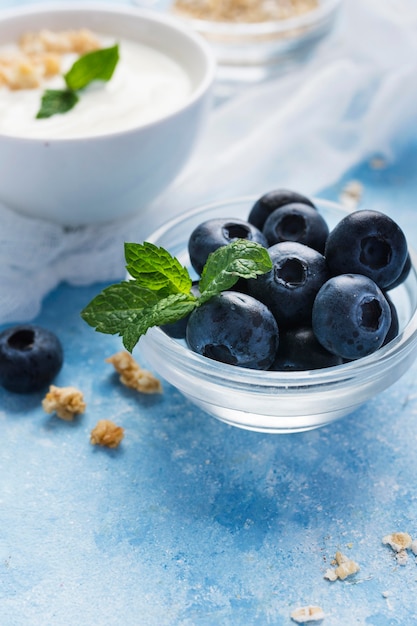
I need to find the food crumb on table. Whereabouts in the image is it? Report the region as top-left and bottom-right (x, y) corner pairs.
(324, 550), (360, 581)
(382, 532), (413, 552)
(90, 419), (124, 448)
(42, 385), (86, 420)
(290, 604), (325, 623)
(106, 350), (162, 394)
(339, 180), (363, 210)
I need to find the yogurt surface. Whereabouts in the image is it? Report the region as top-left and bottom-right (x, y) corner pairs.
(0, 36), (193, 139)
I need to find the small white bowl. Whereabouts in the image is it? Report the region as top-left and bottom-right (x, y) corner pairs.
(0, 3), (215, 225)
(139, 196), (417, 433)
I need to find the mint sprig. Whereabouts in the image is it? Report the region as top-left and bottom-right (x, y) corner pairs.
(81, 239), (272, 352)
(36, 44), (119, 119)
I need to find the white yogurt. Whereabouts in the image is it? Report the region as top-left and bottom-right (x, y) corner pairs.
(0, 37), (193, 139)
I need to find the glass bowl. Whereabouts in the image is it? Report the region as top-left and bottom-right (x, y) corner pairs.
(134, 0), (342, 83)
(139, 196), (417, 433)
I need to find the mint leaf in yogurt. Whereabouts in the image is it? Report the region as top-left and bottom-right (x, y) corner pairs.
(81, 239), (272, 352)
(36, 89), (79, 119)
(64, 44), (119, 91)
(36, 44), (119, 119)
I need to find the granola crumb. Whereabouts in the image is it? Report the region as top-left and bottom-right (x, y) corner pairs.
(369, 156), (388, 170)
(324, 551), (360, 581)
(395, 550), (408, 566)
(42, 385), (86, 421)
(339, 180), (363, 210)
(0, 29), (100, 90)
(106, 351), (162, 394)
(382, 532), (413, 552)
(19, 28), (101, 55)
(90, 419), (124, 448)
(291, 605), (325, 623)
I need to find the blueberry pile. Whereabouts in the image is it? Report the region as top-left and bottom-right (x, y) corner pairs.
(164, 189), (410, 371)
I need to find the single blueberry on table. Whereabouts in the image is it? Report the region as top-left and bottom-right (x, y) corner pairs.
(270, 326), (343, 371)
(248, 188), (316, 231)
(247, 241), (329, 329)
(325, 209), (408, 289)
(312, 274), (392, 360)
(188, 217), (267, 276)
(0, 324), (63, 393)
(186, 291), (279, 370)
(262, 202), (329, 253)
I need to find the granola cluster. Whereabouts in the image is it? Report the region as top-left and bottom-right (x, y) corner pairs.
(173, 0), (318, 24)
(106, 351), (163, 394)
(42, 385), (86, 421)
(41, 352), (161, 448)
(0, 28), (100, 90)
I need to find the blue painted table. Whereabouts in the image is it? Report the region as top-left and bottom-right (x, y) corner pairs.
(2, 1), (417, 624)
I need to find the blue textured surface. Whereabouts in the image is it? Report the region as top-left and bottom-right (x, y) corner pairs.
(2, 146), (417, 626)
(2, 0), (417, 623)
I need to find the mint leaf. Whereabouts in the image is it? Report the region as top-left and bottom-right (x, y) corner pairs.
(65, 44), (119, 91)
(36, 89), (79, 119)
(125, 242), (192, 295)
(81, 239), (273, 352)
(81, 280), (197, 352)
(198, 239), (272, 303)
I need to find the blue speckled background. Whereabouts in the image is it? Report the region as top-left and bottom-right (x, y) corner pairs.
(2, 144), (417, 626)
(2, 1), (417, 624)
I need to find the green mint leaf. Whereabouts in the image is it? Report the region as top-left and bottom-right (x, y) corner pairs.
(36, 89), (79, 119)
(125, 242), (192, 295)
(64, 44), (119, 91)
(81, 280), (197, 352)
(121, 294), (197, 352)
(198, 239), (272, 303)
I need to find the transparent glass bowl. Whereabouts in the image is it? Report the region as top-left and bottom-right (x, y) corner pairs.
(134, 0), (342, 82)
(140, 196), (417, 433)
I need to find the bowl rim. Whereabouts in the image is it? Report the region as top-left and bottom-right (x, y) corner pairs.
(143, 194), (417, 389)
(0, 1), (216, 144)
(171, 0), (342, 37)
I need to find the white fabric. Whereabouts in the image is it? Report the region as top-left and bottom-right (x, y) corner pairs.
(1, 0), (417, 324)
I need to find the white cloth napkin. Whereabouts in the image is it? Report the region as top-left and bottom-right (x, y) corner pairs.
(1, 0), (417, 325)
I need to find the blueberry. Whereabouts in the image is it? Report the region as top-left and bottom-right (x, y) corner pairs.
(0, 324), (63, 393)
(248, 189), (316, 230)
(382, 292), (399, 346)
(186, 291), (279, 370)
(385, 252), (411, 291)
(325, 210), (408, 289)
(262, 203), (329, 253)
(161, 282), (200, 339)
(247, 241), (329, 329)
(270, 326), (343, 371)
(188, 218), (268, 276)
(312, 274), (391, 360)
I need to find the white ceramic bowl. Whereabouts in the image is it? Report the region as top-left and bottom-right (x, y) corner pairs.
(139, 196), (417, 433)
(0, 2), (215, 225)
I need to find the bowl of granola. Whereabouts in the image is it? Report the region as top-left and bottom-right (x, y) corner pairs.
(0, 3), (215, 225)
(167, 0), (342, 81)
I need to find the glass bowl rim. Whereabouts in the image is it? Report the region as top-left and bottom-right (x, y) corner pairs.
(143, 194), (417, 390)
